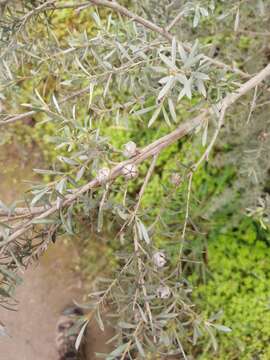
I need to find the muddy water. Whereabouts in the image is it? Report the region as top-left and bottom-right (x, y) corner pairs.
(0, 145), (113, 359)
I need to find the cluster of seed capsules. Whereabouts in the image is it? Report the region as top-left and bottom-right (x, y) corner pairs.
(97, 141), (139, 184)
(96, 142), (176, 301)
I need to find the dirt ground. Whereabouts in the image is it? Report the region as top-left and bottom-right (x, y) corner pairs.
(0, 144), (113, 359)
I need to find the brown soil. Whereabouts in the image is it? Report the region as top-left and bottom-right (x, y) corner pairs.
(0, 144), (113, 359)
(0, 240), (83, 360)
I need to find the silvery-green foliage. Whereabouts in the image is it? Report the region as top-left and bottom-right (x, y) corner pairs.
(0, 0), (269, 357)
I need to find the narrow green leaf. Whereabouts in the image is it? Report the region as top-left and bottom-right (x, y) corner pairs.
(0, 288), (11, 298)
(135, 337), (145, 357)
(162, 107), (172, 127)
(157, 77), (174, 102)
(202, 119), (208, 147)
(234, 8), (240, 32)
(33, 169), (63, 175)
(148, 106), (162, 127)
(96, 309), (104, 332)
(133, 105), (156, 116)
(31, 218), (60, 225)
(171, 37), (177, 65)
(106, 343), (127, 359)
(31, 188), (48, 206)
(118, 321), (136, 329)
(212, 324), (232, 333)
(159, 53), (175, 69)
(0, 266), (22, 285)
(75, 320), (89, 350)
(178, 43), (187, 62)
(168, 98), (177, 122)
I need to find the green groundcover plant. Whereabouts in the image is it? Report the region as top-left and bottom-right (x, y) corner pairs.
(194, 217), (270, 360)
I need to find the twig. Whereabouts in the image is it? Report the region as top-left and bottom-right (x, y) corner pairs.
(238, 29), (270, 37)
(174, 329), (188, 360)
(178, 172), (193, 275)
(117, 153), (158, 241)
(246, 85), (258, 123)
(97, 183), (109, 232)
(127, 154), (158, 228)
(120, 320), (143, 360)
(95, 256), (133, 306)
(133, 226), (155, 339)
(192, 106), (226, 171)
(134, 154), (158, 215)
(166, 10), (185, 31)
(0, 206), (45, 217)
(0, 111), (36, 126)
(181, 172), (193, 240)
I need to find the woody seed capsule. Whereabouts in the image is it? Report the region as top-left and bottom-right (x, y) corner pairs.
(156, 285), (171, 299)
(123, 141), (137, 158)
(153, 251), (166, 268)
(121, 163), (138, 180)
(171, 172), (182, 186)
(97, 167), (110, 184)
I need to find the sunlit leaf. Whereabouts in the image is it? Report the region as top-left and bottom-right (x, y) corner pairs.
(75, 320), (89, 351)
(148, 106), (162, 127)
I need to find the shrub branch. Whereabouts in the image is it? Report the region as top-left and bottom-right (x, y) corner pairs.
(1, 63), (270, 248)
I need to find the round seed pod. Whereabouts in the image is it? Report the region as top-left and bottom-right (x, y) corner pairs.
(171, 172), (182, 186)
(134, 309), (141, 323)
(156, 285), (171, 299)
(123, 141), (137, 158)
(258, 131), (269, 142)
(97, 167), (110, 184)
(121, 163), (138, 180)
(153, 251), (166, 268)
